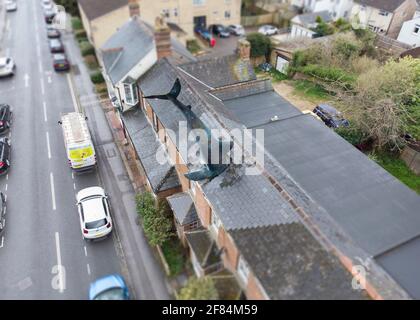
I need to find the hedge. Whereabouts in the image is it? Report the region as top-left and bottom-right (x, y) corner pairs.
(90, 71), (105, 84)
(71, 17), (83, 30)
(79, 41), (95, 56)
(75, 29), (87, 40)
(299, 64), (356, 88)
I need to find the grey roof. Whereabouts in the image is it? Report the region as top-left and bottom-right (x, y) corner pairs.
(231, 224), (369, 300)
(167, 192), (199, 225)
(122, 108), (180, 193)
(185, 230), (221, 267)
(293, 10), (332, 27)
(101, 17), (155, 85)
(355, 0), (407, 12)
(179, 55), (256, 89)
(78, 0), (127, 21)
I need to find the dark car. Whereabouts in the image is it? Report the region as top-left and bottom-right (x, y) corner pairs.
(49, 39), (64, 53)
(0, 192), (6, 236)
(47, 26), (61, 38)
(53, 53), (70, 71)
(44, 9), (55, 24)
(0, 104), (12, 135)
(209, 24), (230, 38)
(0, 137), (11, 175)
(194, 25), (216, 47)
(258, 62), (273, 72)
(313, 104), (349, 128)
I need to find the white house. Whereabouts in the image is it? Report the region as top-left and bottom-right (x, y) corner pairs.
(397, 15), (420, 46)
(290, 10), (333, 38)
(292, 0), (354, 19)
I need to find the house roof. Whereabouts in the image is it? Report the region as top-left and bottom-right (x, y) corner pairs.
(179, 55), (256, 89)
(292, 10), (332, 27)
(78, 0), (128, 21)
(355, 0), (407, 12)
(167, 192), (199, 225)
(101, 16), (155, 85)
(231, 224), (369, 300)
(185, 230), (222, 267)
(122, 108), (180, 193)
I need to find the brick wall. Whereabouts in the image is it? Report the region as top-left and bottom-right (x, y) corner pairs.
(194, 186), (211, 228)
(217, 227), (239, 271)
(388, 0), (417, 39)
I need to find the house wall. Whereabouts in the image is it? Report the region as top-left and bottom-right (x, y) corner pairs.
(290, 24), (316, 38)
(90, 6), (130, 49)
(397, 17), (420, 46)
(78, 3), (93, 43)
(351, 3), (393, 34)
(301, 0), (353, 19)
(387, 0), (417, 39)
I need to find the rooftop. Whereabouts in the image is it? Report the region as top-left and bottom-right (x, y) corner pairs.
(78, 0), (127, 21)
(355, 0), (407, 12)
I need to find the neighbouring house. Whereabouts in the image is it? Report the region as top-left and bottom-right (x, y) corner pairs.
(351, 0), (417, 39)
(292, 0), (354, 19)
(77, 0), (130, 50)
(397, 9), (420, 46)
(114, 30), (420, 299)
(400, 45), (420, 57)
(290, 10), (332, 38)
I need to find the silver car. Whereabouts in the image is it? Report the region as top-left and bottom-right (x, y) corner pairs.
(0, 57), (16, 77)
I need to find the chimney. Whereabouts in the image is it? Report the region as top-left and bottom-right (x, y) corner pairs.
(154, 15), (172, 59)
(128, 0), (140, 17)
(238, 38), (251, 61)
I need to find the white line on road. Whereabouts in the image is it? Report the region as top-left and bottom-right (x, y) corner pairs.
(50, 173), (56, 211)
(43, 102), (48, 122)
(55, 232), (64, 293)
(0, 236), (4, 248)
(84, 246), (87, 257)
(40, 78), (45, 95)
(24, 74), (30, 88)
(6, 174), (8, 181)
(87, 264), (91, 275)
(71, 172), (74, 180)
(48, 76), (52, 84)
(5, 184), (7, 192)
(38, 61), (43, 74)
(46, 132), (51, 159)
(73, 183), (76, 190)
(66, 74), (79, 112)
(36, 45), (41, 59)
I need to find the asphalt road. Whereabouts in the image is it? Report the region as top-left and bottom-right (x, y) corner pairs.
(0, 1), (124, 299)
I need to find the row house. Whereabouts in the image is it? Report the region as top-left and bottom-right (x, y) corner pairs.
(292, 0), (354, 20)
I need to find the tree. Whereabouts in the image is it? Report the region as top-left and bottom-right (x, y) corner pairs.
(177, 276), (219, 300)
(312, 17), (335, 37)
(246, 33), (272, 59)
(55, 0), (79, 16)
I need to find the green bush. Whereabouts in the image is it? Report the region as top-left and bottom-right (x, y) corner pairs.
(71, 17), (83, 30)
(269, 68), (288, 82)
(186, 39), (201, 54)
(84, 54), (99, 69)
(177, 276), (219, 300)
(300, 64), (356, 88)
(79, 41), (95, 56)
(55, 0), (80, 16)
(246, 32), (272, 58)
(335, 124), (368, 146)
(75, 29), (87, 39)
(90, 71), (104, 84)
(161, 238), (185, 277)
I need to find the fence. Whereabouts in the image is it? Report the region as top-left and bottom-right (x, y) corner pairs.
(375, 34), (412, 55)
(401, 145), (420, 175)
(241, 12), (289, 28)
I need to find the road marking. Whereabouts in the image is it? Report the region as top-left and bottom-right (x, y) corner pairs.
(71, 172), (74, 179)
(5, 184), (7, 192)
(43, 102), (48, 122)
(50, 173), (56, 210)
(86, 264), (91, 275)
(24, 74), (30, 88)
(48, 76), (52, 84)
(46, 132), (51, 159)
(36, 45), (41, 59)
(38, 61), (43, 74)
(84, 246), (87, 257)
(40, 78), (45, 95)
(55, 232), (64, 293)
(0, 236), (4, 248)
(73, 182), (76, 190)
(66, 74), (79, 112)
(6, 19), (10, 31)
(6, 174), (8, 181)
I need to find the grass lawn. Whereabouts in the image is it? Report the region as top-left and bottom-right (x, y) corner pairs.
(374, 152), (420, 194)
(292, 79), (330, 103)
(161, 237), (186, 277)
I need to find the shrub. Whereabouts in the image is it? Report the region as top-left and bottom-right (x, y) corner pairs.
(335, 124), (368, 146)
(161, 238), (185, 277)
(332, 34), (362, 61)
(71, 17), (83, 30)
(90, 71), (104, 84)
(186, 39), (201, 54)
(84, 54), (99, 69)
(79, 41), (95, 56)
(177, 276), (219, 300)
(55, 0), (80, 16)
(351, 56), (379, 74)
(246, 33), (272, 58)
(300, 64), (356, 89)
(75, 29), (87, 40)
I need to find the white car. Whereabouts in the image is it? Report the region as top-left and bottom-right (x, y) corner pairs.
(258, 25), (278, 36)
(5, 0), (17, 12)
(228, 24), (245, 36)
(76, 187), (113, 240)
(0, 57), (15, 77)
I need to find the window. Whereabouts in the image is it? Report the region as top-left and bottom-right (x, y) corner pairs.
(414, 24), (420, 34)
(237, 255), (250, 285)
(174, 8), (178, 17)
(123, 82), (138, 105)
(162, 9), (170, 18)
(193, 0), (205, 5)
(379, 10), (389, 16)
(210, 210), (222, 234)
(225, 10), (231, 19)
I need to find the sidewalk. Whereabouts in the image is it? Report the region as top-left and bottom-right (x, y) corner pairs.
(0, 3), (6, 50)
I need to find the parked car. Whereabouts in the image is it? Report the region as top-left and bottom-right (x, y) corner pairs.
(0, 104), (12, 135)
(53, 53), (70, 71)
(258, 62), (273, 72)
(227, 24), (245, 36)
(0, 137), (11, 176)
(313, 104), (349, 128)
(5, 0), (17, 12)
(258, 25), (278, 36)
(47, 26), (61, 39)
(49, 39), (64, 53)
(0, 192), (6, 236)
(209, 24), (230, 38)
(194, 26), (216, 47)
(0, 57), (15, 78)
(44, 9), (55, 23)
(89, 274), (130, 300)
(76, 187), (113, 240)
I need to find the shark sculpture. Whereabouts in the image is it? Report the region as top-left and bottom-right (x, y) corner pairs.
(144, 78), (233, 181)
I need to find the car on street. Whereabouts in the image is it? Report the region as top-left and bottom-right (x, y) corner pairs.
(0, 104), (12, 135)
(0, 137), (11, 176)
(47, 25), (61, 38)
(227, 24), (245, 36)
(5, 0), (17, 12)
(0, 192), (6, 236)
(49, 38), (64, 53)
(44, 9), (56, 23)
(53, 53), (70, 71)
(194, 25), (216, 47)
(0, 57), (15, 78)
(76, 187), (113, 240)
(209, 24), (230, 38)
(313, 104), (350, 128)
(258, 25), (278, 36)
(89, 274), (130, 300)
